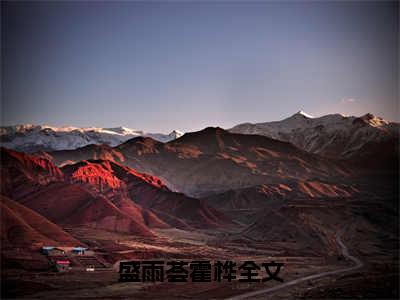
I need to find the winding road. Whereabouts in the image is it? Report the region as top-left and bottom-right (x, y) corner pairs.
(226, 231), (364, 300)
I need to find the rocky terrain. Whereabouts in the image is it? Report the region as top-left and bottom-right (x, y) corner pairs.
(230, 111), (399, 159)
(1, 114), (398, 299)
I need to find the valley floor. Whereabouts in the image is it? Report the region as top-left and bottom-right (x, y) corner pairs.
(2, 196), (398, 299)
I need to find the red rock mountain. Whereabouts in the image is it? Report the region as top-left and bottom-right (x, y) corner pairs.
(0, 147), (228, 238)
(1, 195), (80, 249)
(61, 159), (230, 229)
(46, 127), (356, 197)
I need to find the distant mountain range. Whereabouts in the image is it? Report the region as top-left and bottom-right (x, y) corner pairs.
(0, 111), (398, 264)
(230, 111), (398, 159)
(0, 124), (183, 152)
(1, 112), (398, 160)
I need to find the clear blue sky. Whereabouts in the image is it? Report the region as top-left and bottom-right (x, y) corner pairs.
(2, 1), (398, 133)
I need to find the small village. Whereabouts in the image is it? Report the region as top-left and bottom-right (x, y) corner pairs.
(40, 246), (111, 272)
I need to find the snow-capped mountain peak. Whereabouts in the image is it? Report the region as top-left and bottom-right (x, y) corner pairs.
(102, 126), (144, 136)
(359, 113), (388, 127)
(168, 130), (184, 139)
(230, 112), (398, 158)
(293, 110), (314, 119)
(0, 124), (184, 153)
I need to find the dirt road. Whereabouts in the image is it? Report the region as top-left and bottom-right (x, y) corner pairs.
(226, 230), (363, 299)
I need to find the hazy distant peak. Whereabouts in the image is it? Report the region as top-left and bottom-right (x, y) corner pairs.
(294, 110), (314, 118)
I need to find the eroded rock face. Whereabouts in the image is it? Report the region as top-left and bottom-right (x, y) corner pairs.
(0, 147), (229, 237)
